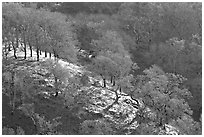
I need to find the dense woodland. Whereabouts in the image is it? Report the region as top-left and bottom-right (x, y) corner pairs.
(2, 2), (202, 135)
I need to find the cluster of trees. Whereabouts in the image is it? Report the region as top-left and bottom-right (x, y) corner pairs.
(55, 2), (202, 121)
(2, 2), (202, 135)
(57, 2), (202, 134)
(2, 2), (77, 61)
(129, 65), (201, 134)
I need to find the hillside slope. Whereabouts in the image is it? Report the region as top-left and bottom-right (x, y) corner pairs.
(2, 49), (182, 135)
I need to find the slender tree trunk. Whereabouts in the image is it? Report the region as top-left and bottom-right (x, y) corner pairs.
(53, 50), (59, 61)
(30, 45), (32, 57)
(110, 76), (113, 84)
(8, 42), (11, 51)
(45, 51), (47, 57)
(113, 76), (115, 86)
(24, 44), (26, 59)
(119, 86), (122, 93)
(39, 50), (42, 55)
(14, 49), (17, 59)
(54, 76), (58, 97)
(36, 47), (39, 61)
(103, 78), (106, 88)
(35, 35), (39, 61)
(53, 50), (57, 59)
(49, 52), (52, 58)
(12, 41), (17, 59)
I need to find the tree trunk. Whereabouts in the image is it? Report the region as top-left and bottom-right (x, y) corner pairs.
(53, 50), (57, 59)
(54, 76), (58, 97)
(119, 86), (122, 93)
(53, 50), (59, 61)
(49, 52), (52, 58)
(110, 76), (113, 84)
(35, 33), (39, 61)
(36, 47), (39, 61)
(113, 76), (115, 86)
(24, 43), (26, 59)
(12, 41), (17, 59)
(8, 42), (11, 51)
(45, 51), (47, 57)
(30, 45), (32, 57)
(39, 50), (42, 55)
(103, 78), (106, 88)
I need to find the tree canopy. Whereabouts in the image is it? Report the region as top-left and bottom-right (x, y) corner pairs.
(2, 2), (202, 135)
